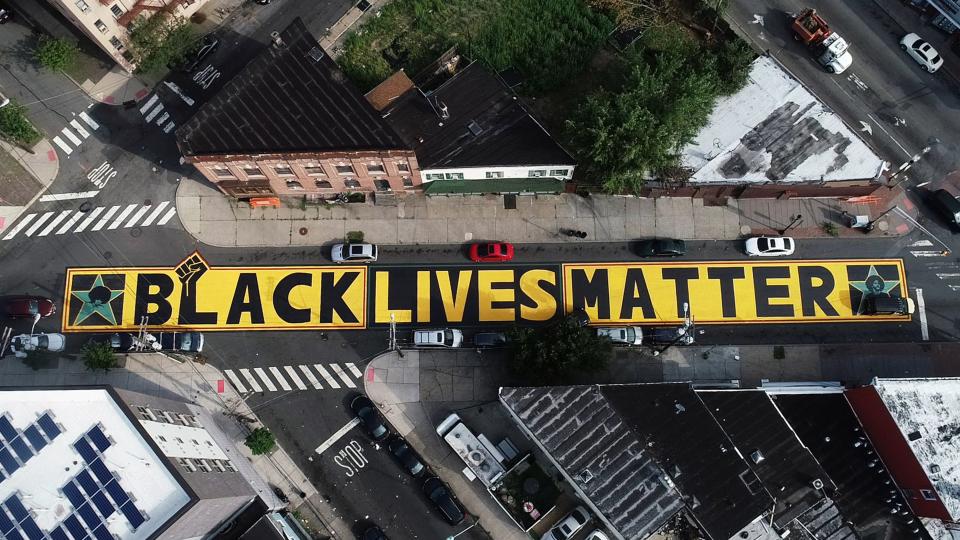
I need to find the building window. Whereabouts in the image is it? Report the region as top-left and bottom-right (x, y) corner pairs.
(315, 180), (333, 189)
(367, 164), (386, 174)
(374, 179), (391, 191)
(178, 458), (196, 472)
(213, 460), (226, 472)
(94, 19), (108, 33)
(175, 437), (183, 443)
(110, 3), (123, 17)
(285, 180), (304, 190)
(75, 0), (90, 12)
(485, 171), (504, 179)
(444, 173), (464, 180)
(304, 166), (325, 175)
(425, 173), (444, 181)
(206, 441), (213, 446)
(397, 162), (410, 172)
(211, 167), (233, 178)
(190, 439), (199, 445)
(402, 177), (413, 187)
(344, 178), (361, 189)
(222, 460), (237, 472)
(163, 411), (176, 423)
(528, 169), (547, 178)
(242, 167), (264, 177)
(274, 166), (293, 176)
(921, 489), (937, 501)
(109, 37), (123, 51)
(157, 436), (166, 442)
(550, 169), (570, 177)
(335, 165), (354, 175)
(186, 415), (200, 427)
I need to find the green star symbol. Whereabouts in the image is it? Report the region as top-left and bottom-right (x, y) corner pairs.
(850, 265), (900, 314)
(72, 274), (123, 326)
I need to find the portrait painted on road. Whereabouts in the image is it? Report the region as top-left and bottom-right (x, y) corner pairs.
(63, 251), (367, 331)
(563, 259), (909, 324)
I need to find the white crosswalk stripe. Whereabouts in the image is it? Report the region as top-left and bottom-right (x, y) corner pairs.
(910, 250), (943, 257)
(50, 111), (99, 156)
(69, 120), (90, 139)
(79, 111), (100, 130)
(139, 94), (159, 114)
(221, 364), (363, 393)
(1, 201), (178, 241)
(52, 136), (73, 155)
(61, 127), (83, 146)
(144, 103), (164, 123)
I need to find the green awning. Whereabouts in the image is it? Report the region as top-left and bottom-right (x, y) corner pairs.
(423, 178), (563, 195)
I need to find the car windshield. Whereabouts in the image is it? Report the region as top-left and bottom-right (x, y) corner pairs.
(624, 328), (637, 341)
(181, 334), (192, 349)
(28, 300), (38, 314)
(37, 335), (48, 348)
(931, 53), (942, 63)
(758, 238), (770, 251)
(443, 330), (454, 342)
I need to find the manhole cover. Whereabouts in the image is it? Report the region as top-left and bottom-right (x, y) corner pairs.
(144, 199), (152, 206)
(103, 251), (112, 260)
(299, 227), (308, 235)
(79, 202), (93, 213)
(130, 227), (142, 238)
(523, 478), (540, 494)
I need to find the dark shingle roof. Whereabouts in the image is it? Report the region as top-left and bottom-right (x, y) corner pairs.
(499, 386), (683, 540)
(177, 18), (406, 157)
(382, 62), (576, 168)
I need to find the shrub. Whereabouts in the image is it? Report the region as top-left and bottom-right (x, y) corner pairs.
(35, 36), (78, 72)
(0, 100), (42, 148)
(507, 317), (612, 384)
(82, 342), (119, 373)
(346, 230), (365, 243)
(245, 427), (276, 455)
(822, 221), (839, 237)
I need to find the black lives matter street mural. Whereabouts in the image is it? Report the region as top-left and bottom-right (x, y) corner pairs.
(63, 252), (909, 332)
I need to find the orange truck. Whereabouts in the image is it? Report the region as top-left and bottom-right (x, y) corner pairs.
(791, 8), (853, 74)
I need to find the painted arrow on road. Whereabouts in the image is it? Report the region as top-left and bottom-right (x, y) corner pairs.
(859, 121), (873, 135)
(751, 14), (764, 25)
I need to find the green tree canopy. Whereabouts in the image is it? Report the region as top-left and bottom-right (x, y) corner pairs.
(82, 342), (119, 373)
(507, 318), (612, 384)
(0, 100), (42, 147)
(126, 13), (197, 73)
(35, 36), (78, 72)
(244, 427), (276, 455)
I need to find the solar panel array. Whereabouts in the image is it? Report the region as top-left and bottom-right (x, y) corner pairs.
(45, 425), (149, 540)
(0, 413), (61, 481)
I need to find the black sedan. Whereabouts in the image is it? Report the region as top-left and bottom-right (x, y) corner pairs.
(422, 477), (465, 525)
(350, 395), (389, 441)
(388, 437), (426, 477)
(634, 238), (686, 257)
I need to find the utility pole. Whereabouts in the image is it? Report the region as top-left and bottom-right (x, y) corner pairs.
(779, 214), (803, 235)
(888, 141), (937, 184)
(652, 303), (695, 356)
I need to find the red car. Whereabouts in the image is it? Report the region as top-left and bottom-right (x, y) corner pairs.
(2, 296), (56, 319)
(469, 242), (514, 263)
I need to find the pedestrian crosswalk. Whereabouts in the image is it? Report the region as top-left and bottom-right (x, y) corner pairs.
(51, 111), (100, 156)
(2, 201), (177, 241)
(139, 94), (176, 133)
(223, 363), (364, 393)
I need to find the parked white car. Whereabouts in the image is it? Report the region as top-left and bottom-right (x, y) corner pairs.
(543, 506), (591, 540)
(413, 329), (463, 348)
(331, 243), (378, 263)
(745, 236), (795, 257)
(900, 33), (943, 73)
(10, 333), (66, 358)
(596, 327), (643, 345)
(585, 530), (611, 540)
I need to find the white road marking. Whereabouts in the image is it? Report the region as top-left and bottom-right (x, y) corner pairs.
(52, 136), (73, 155)
(140, 201), (170, 227)
(36, 210), (73, 237)
(916, 288), (928, 341)
(139, 94), (159, 114)
(224, 370), (248, 393)
(3, 214), (37, 240)
(346, 363), (363, 378)
(238, 368), (263, 392)
(69, 120), (91, 139)
(864, 112), (912, 157)
(144, 102), (164, 122)
(124, 205), (150, 228)
(157, 207), (177, 225)
(156, 111), (170, 126)
(910, 240), (933, 247)
(283, 366), (308, 390)
(949, 285), (960, 291)
(268, 366), (292, 391)
(936, 273), (960, 279)
(39, 191), (99, 202)
(163, 121), (176, 134)
(79, 111), (100, 130)
(56, 212), (85, 234)
(859, 120), (872, 135)
(61, 127), (83, 146)
(107, 204), (138, 230)
(330, 363), (357, 388)
(253, 367), (278, 391)
(313, 364), (340, 389)
(911, 250), (944, 257)
(91, 205), (120, 231)
(73, 207), (105, 233)
(299, 365), (323, 389)
(314, 418), (362, 455)
(24, 212), (55, 237)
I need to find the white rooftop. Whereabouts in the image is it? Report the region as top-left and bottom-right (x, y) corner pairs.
(873, 378), (960, 520)
(682, 56), (885, 184)
(0, 389), (191, 540)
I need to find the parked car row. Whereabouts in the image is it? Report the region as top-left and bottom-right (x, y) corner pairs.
(542, 505), (609, 540)
(85, 331), (205, 352)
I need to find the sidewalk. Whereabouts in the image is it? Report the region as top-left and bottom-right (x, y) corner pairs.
(72, 65), (150, 106)
(0, 352), (351, 539)
(177, 177), (915, 247)
(0, 139), (59, 234)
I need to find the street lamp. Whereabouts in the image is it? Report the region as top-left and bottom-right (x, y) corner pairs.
(779, 214), (803, 235)
(29, 313), (40, 335)
(447, 520), (479, 540)
(652, 302), (695, 356)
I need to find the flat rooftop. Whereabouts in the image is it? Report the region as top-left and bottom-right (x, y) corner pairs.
(0, 388), (191, 540)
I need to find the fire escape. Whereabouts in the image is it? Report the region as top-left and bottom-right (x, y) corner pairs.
(106, 0), (197, 27)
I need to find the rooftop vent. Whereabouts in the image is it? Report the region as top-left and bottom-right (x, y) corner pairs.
(307, 47), (324, 62)
(930, 464), (941, 474)
(812, 478), (824, 490)
(576, 469), (594, 484)
(750, 450), (765, 464)
(908, 431), (922, 441)
(467, 121), (482, 136)
(270, 31), (284, 48)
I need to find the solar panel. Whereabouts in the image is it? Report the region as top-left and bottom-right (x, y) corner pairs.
(50, 526), (70, 540)
(23, 426), (45, 452)
(20, 516), (44, 540)
(89, 459), (111, 485)
(37, 414), (60, 440)
(0, 446), (17, 475)
(91, 493), (112, 518)
(73, 439), (97, 463)
(91, 525), (113, 540)
(62, 481), (85, 508)
(103, 480), (128, 507)
(0, 507), (14, 533)
(77, 503), (100, 530)
(0, 417), (16, 441)
(5, 526), (25, 540)
(76, 471), (98, 497)
(87, 427), (110, 453)
(5, 496), (28, 521)
(120, 501), (145, 529)
(64, 515), (86, 540)
(8, 437), (32, 462)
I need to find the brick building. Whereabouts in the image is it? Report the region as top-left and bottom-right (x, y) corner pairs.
(176, 18), (419, 199)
